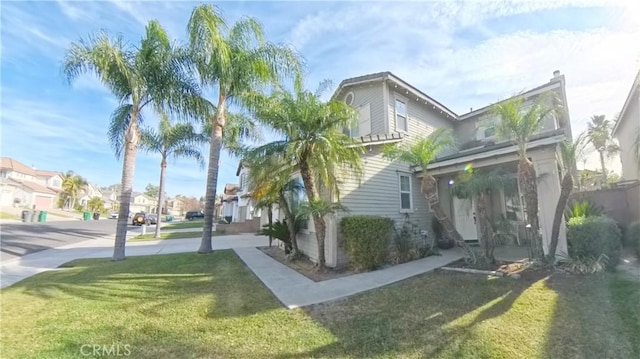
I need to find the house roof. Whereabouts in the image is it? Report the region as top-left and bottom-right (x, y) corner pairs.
(18, 180), (57, 195)
(35, 170), (62, 178)
(333, 71), (459, 119)
(224, 183), (239, 195)
(612, 70), (640, 136)
(0, 157), (37, 176)
(457, 76), (563, 120)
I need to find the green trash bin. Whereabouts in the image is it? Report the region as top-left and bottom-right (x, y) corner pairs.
(166, 215), (173, 222)
(38, 211), (48, 222)
(83, 211), (91, 221)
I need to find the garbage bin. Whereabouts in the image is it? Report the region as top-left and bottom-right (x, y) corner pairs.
(38, 211), (48, 222)
(93, 212), (100, 220)
(83, 211), (91, 221)
(31, 211), (39, 222)
(21, 210), (30, 223)
(166, 215), (173, 222)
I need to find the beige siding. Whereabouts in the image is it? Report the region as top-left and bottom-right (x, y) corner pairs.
(615, 91), (640, 181)
(344, 83), (385, 135)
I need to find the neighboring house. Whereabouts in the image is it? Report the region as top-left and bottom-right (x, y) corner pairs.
(0, 157), (60, 209)
(166, 197), (186, 216)
(78, 183), (103, 210)
(102, 190), (119, 211)
(221, 184), (239, 222)
(612, 70), (640, 181)
(264, 71), (572, 267)
(234, 163), (261, 223)
(128, 192), (158, 214)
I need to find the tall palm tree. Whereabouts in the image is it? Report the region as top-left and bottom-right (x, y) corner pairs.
(493, 94), (558, 260)
(450, 169), (509, 264)
(586, 115), (619, 184)
(139, 113), (206, 239)
(61, 171), (87, 210)
(245, 77), (364, 269)
(63, 20), (206, 260)
(187, 4), (301, 253)
(547, 132), (588, 262)
(382, 129), (475, 259)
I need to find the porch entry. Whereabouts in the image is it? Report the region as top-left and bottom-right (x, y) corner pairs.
(453, 196), (477, 241)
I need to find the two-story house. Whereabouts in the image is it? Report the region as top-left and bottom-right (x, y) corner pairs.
(612, 70), (639, 182)
(233, 163), (261, 223)
(263, 71), (572, 267)
(78, 183), (103, 210)
(221, 184), (240, 222)
(0, 157), (60, 209)
(128, 192), (158, 214)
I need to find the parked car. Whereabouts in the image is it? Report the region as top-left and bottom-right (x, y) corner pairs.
(147, 214), (158, 224)
(109, 212), (119, 219)
(132, 212), (151, 226)
(185, 211), (205, 221)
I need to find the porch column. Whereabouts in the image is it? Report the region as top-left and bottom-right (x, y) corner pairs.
(533, 149), (567, 257)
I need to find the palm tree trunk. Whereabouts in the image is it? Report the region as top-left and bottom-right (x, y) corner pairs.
(278, 191), (298, 252)
(518, 158), (542, 260)
(421, 173), (475, 260)
(199, 94), (226, 254)
(475, 192), (495, 264)
(113, 115), (140, 261)
(267, 205), (273, 247)
(547, 174), (572, 262)
(154, 155), (167, 239)
(298, 159), (326, 269)
(599, 150), (607, 184)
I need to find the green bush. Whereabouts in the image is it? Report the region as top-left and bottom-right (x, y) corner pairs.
(565, 200), (603, 221)
(340, 216), (394, 271)
(625, 221), (640, 259)
(567, 216), (622, 271)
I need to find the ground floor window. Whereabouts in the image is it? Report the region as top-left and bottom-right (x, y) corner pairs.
(399, 174), (412, 210)
(504, 177), (523, 221)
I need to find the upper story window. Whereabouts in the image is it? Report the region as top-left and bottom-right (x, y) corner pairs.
(476, 117), (498, 140)
(399, 174), (412, 210)
(343, 103), (371, 138)
(239, 173), (248, 191)
(51, 179), (61, 187)
(395, 98), (408, 132)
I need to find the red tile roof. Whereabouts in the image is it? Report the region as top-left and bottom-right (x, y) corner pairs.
(0, 157), (37, 176)
(19, 180), (57, 195)
(35, 170), (62, 178)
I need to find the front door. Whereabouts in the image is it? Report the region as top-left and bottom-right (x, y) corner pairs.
(453, 196), (478, 241)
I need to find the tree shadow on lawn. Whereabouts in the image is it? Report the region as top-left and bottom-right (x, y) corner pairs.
(6, 250), (282, 319)
(543, 273), (640, 359)
(279, 270), (543, 358)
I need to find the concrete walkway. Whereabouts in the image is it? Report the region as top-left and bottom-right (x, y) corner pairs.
(0, 234), (267, 289)
(234, 247), (464, 309)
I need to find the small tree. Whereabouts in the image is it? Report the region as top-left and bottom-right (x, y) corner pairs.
(144, 184), (159, 198)
(87, 196), (105, 213)
(61, 171), (87, 210)
(586, 115), (619, 184)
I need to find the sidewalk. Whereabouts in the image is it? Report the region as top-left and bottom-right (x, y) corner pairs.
(234, 247), (464, 309)
(0, 234), (267, 289)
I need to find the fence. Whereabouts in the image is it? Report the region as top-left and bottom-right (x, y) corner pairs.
(570, 180), (640, 227)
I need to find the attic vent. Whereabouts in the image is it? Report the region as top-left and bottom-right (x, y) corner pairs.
(344, 92), (355, 106)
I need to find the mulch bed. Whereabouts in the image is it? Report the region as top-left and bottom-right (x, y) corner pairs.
(258, 246), (357, 282)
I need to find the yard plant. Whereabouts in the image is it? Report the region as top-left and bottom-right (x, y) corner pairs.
(340, 216), (394, 270)
(567, 215), (622, 271)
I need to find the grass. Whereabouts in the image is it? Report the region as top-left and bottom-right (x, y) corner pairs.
(0, 211), (18, 219)
(130, 231), (218, 242)
(1, 252), (638, 359)
(162, 220), (205, 229)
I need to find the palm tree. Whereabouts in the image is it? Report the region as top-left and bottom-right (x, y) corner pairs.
(450, 169), (509, 264)
(493, 94), (558, 260)
(63, 20), (206, 260)
(187, 4), (301, 253)
(245, 77), (364, 269)
(382, 129), (475, 259)
(586, 115), (619, 183)
(139, 113), (206, 239)
(87, 196), (105, 213)
(61, 171), (87, 210)
(547, 132), (588, 262)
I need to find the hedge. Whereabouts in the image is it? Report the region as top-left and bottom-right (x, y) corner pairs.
(340, 216), (394, 271)
(567, 215), (622, 271)
(625, 221), (640, 259)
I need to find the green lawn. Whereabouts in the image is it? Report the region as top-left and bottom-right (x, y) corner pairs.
(130, 231), (216, 241)
(0, 212), (18, 219)
(162, 220), (205, 229)
(1, 252), (638, 359)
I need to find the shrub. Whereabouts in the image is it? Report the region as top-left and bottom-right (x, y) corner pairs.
(260, 220), (292, 253)
(567, 215), (622, 271)
(340, 216), (394, 271)
(557, 254), (609, 274)
(565, 200), (603, 221)
(625, 221), (640, 259)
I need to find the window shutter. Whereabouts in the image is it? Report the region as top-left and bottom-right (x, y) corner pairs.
(358, 103), (371, 136)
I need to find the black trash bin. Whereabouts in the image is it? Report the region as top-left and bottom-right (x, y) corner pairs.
(93, 212), (100, 220)
(21, 210), (30, 223)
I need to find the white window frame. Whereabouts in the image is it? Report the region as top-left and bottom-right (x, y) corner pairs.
(398, 172), (413, 212)
(477, 116), (498, 141)
(395, 96), (408, 133)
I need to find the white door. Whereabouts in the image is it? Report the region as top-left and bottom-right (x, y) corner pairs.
(453, 196), (478, 241)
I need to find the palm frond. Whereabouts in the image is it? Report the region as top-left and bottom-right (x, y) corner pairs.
(108, 104), (134, 158)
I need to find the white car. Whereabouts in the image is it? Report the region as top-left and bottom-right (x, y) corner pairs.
(110, 212), (119, 219)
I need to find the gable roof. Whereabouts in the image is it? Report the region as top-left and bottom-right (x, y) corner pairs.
(612, 70), (640, 136)
(0, 157), (37, 176)
(35, 170), (63, 178)
(18, 180), (57, 195)
(333, 71), (458, 119)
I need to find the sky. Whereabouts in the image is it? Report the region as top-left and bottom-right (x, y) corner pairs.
(1, 0), (639, 198)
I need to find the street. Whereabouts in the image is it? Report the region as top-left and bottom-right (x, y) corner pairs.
(0, 219), (145, 262)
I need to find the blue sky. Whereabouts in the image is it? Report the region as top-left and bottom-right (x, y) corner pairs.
(1, 0), (639, 197)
